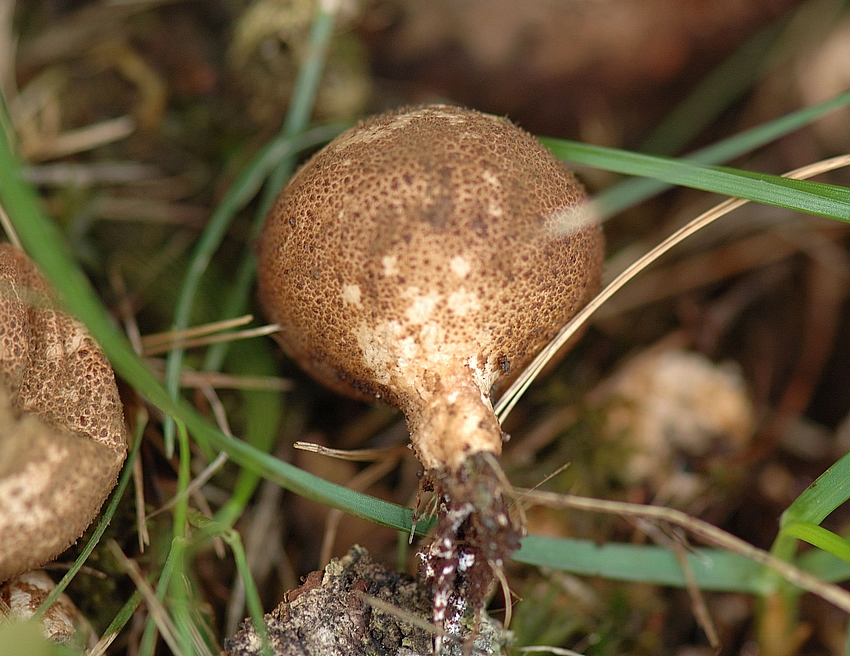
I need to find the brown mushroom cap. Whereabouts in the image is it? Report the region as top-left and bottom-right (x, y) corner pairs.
(258, 104), (603, 468)
(0, 244), (126, 582)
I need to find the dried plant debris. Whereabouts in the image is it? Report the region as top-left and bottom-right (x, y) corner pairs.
(599, 346), (754, 503)
(0, 243), (127, 582)
(223, 546), (510, 656)
(0, 569), (95, 649)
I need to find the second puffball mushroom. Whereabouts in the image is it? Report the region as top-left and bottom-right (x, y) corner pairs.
(257, 105), (604, 643)
(0, 244), (127, 583)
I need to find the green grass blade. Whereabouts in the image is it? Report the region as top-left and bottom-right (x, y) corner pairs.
(162, 124), (345, 455)
(597, 90), (850, 216)
(541, 136), (850, 220)
(781, 523), (850, 564)
(220, 527), (271, 656)
(97, 589), (143, 653)
(203, 5), (343, 373)
(213, 340), (284, 528)
(780, 449), (850, 528)
(515, 535), (768, 592)
(797, 547), (850, 584)
(265, 0), (338, 195)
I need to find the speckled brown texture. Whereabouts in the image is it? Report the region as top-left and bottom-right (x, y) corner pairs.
(258, 104), (603, 468)
(0, 244), (126, 582)
(0, 569), (94, 647)
(258, 104), (603, 645)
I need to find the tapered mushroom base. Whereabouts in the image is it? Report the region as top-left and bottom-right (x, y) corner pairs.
(418, 452), (523, 652)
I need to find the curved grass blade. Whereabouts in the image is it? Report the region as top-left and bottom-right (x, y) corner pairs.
(797, 546), (850, 583)
(515, 536), (766, 593)
(597, 90), (850, 217)
(162, 123), (346, 455)
(541, 137), (850, 220)
(780, 448), (850, 529)
(781, 523), (850, 565)
(203, 1), (347, 373)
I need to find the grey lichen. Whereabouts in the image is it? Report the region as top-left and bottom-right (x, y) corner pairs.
(223, 546), (509, 656)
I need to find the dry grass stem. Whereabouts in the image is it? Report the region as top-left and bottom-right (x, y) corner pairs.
(107, 540), (185, 656)
(199, 383), (233, 436)
(293, 441), (409, 462)
(90, 630), (120, 656)
(142, 323), (282, 356)
(636, 519), (720, 650)
(496, 152), (850, 423)
(493, 565), (513, 629)
(518, 647), (586, 655)
(176, 370), (292, 391)
(0, 0), (16, 101)
(595, 222), (848, 319)
(133, 454), (150, 551)
(27, 115), (135, 161)
(145, 452), (228, 521)
(0, 202), (21, 249)
(91, 196), (208, 226)
(24, 161), (160, 186)
(109, 265), (145, 355)
(141, 315), (254, 349)
(355, 591), (444, 637)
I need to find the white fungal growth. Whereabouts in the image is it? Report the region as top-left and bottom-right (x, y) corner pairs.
(382, 255), (399, 276)
(447, 288), (479, 316)
(449, 256), (471, 278)
(404, 288), (441, 324)
(341, 284), (362, 306)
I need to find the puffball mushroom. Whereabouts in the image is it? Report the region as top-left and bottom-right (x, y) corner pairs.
(0, 244), (127, 583)
(257, 104), (604, 643)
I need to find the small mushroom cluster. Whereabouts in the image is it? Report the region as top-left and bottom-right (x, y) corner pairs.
(257, 105), (604, 645)
(0, 243), (127, 583)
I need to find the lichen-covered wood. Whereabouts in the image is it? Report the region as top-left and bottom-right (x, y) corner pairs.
(0, 244), (126, 582)
(223, 546), (509, 656)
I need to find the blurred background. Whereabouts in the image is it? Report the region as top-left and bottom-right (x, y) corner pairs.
(5, 1), (850, 654)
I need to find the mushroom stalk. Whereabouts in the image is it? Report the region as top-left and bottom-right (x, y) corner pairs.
(407, 370), (503, 472)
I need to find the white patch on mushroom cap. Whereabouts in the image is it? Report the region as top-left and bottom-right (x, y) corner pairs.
(353, 320), (403, 387)
(550, 199), (597, 238)
(331, 105), (476, 149)
(341, 284), (362, 307)
(404, 287), (441, 324)
(449, 256), (471, 279)
(480, 170), (505, 218)
(0, 449), (62, 530)
(381, 255), (399, 277)
(447, 288), (479, 316)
